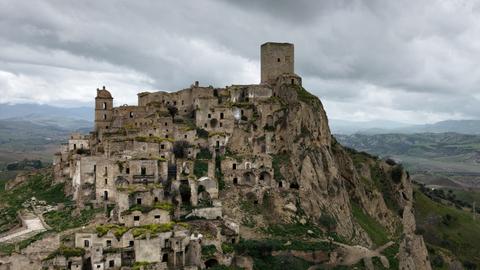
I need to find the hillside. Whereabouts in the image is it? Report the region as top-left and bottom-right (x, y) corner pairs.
(0, 118), (91, 168)
(336, 133), (480, 188)
(414, 185), (480, 268)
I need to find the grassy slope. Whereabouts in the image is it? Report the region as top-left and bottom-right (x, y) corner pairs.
(414, 188), (480, 265)
(0, 171), (100, 254)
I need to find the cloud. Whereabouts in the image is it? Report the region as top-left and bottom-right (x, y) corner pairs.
(0, 0), (479, 123)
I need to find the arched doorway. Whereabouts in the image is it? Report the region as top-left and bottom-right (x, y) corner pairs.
(243, 172), (255, 185)
(205, 259), (219, 268)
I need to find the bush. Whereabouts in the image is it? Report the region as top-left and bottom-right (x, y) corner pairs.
(194, 160), (208, 178)
(432, 255), (444, 268)
(196, 128), (209, 138)
(391, 165), (404, 183)
(202, 244), (217, 258)
(196, 148), (212, 160)
(173, 140), (191, 158)
(319, 213), (337, 231)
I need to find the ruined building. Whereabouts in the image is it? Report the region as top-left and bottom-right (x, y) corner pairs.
(49, 42), (300, 269)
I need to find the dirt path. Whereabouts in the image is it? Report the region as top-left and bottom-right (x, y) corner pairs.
(0, 215), (47, 243)
(308, 240), (395, 270)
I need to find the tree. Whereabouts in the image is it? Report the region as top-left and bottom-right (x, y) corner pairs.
(173, 140), (191, 159)
(167, 105), (178, 121)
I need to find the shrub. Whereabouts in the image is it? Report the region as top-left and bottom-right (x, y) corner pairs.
(173, 140), (191, 158)
(202, 244), (217, 258)
(196, 128), (209, 138)
(319, 213), (337, 231)
(391, 165), (404, 183)
(194, 160), (208, 178)
(196, 148), (212, 160)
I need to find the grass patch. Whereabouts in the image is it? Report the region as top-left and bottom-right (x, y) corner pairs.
(44, 206), (102, 232)
(351, 202), (389, 247)
(415, 187), (480, 264)
(0, 231), (49, 255)
(0, 172), (70, 233)
(131, 222), (174, 238)
(44, 245), (85, 260)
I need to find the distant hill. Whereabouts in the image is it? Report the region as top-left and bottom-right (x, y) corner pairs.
(336, 132), (480, 188)
(0, 103), (93, 121)
(330, 119), (480, 135)
(0, 104), (93, 166)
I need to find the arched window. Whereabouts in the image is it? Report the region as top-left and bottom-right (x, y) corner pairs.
(102, 102), (107, 109)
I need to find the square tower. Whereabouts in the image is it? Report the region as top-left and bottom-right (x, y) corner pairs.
(261, 42), (294, 84)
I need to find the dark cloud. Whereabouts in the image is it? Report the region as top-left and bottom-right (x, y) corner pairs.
(0, 0), (479, 123)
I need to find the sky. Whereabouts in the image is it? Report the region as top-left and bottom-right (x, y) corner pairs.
(1, 0), (480, 124)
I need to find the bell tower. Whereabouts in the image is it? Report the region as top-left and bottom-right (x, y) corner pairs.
(94, 86), (113, 132)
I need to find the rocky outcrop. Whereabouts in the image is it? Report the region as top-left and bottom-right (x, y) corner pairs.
(224, 84), (431, 268)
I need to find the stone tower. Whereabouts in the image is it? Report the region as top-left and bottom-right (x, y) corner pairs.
(261, 42), (294, 84)
(94, 86), (113, 132)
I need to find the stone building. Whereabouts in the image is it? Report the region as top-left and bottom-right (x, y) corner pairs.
(50, 42), (302, 269)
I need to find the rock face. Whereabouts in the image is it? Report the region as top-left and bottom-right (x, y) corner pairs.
(222, 82), (431, 268)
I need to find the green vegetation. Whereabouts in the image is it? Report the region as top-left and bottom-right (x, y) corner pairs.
(293, 85), (320, 107)
(235, 238), (330, 255)
(196, 148), (212, 160)
(390, 164), (404, 183)
(415, 187), (480, 265)
(132, 222), (175, 238)
(215, 155), (225, 190)
(252, 255), (312, 270)
(351, 202), (389, 247)
(201, 244), (217, 258)
(44, 206), (102, 232)
(194, 160), (208, 178)
(196, 128), (209, 138)
(263, 222), (323, 239)
(0, 231), (49, 255)
(96, 224), (129, 238)
(44, 246), (85, 260)
(221, 243), (234, 254)
(132, 261), (154, 270)
(271, 153), (290, 182)
(370, 164), (401, 214)
(122, 202), (174, 215)
(0, 172), (70, 233)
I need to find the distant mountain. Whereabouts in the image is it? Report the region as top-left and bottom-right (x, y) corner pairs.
(329, 119), (410, 134)
(0, 103), (93, 121)
(330, 119), (480, 135)
(0, 104), (93, 165)
(402, 120), (480, 134)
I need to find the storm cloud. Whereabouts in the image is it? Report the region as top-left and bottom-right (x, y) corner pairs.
(0, 0), (479, 123)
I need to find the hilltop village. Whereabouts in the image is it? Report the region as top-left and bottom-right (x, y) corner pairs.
(49, 42), (304, 269)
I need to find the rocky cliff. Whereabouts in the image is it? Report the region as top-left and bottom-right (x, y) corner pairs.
(223, 84), (431, 269)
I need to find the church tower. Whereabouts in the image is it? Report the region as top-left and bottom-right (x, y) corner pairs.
(94, 86), (113, 132)
(261, 42), (295, 84)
